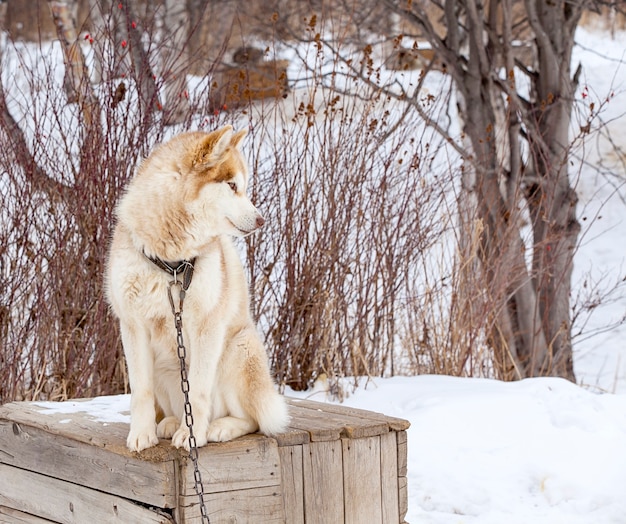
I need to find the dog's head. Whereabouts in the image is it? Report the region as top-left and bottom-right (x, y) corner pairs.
(180, 126), (264, 238)
(120, 126), (264, 260)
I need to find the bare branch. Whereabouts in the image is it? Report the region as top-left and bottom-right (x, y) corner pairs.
(0, 72), (70, 202)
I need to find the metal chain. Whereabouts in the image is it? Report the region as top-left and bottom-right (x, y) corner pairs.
(167, 278), (210, 524)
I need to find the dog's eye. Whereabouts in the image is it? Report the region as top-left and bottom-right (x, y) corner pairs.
(227, 181), (237, 193)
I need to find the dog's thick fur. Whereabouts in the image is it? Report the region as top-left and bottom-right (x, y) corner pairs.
(106, 126), (288, 452)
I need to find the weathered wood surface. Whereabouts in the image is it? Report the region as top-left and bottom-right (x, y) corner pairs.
(342, 436), (382, 523)
(381, 431), (400, 523)
(179, 486), (285, 523)
(277, 445), (304, 524)
(286, 402), (387, 442)
(287, 397), (411, 437)
(180, 435), (282, 495)
(0, 463), (174, 524)
(0, 404), (177, 509)
(0, 506), (55, 524)
(397, 429), (409, 476)
(0, 395), (410, 523)
(396, 430), (409, 523)
(302, 440), (345, 523)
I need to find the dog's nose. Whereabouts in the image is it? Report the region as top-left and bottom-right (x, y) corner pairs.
(256, 215), (266, 228)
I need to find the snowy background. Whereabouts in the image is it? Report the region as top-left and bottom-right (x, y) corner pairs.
(288, 26), (626, 524)
(23, 25), (626, 524)
(376, 27), (625, 523)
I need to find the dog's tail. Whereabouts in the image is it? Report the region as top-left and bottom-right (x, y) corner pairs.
(229, 325), (290, 436)
(254, 389), (290, 436)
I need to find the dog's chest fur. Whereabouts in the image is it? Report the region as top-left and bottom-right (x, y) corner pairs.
(129, 241), (242, 362)
(111, 233), (242, 323)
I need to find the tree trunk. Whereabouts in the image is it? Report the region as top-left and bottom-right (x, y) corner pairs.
(522, 0), (583, 381)
(449, 0), (548, 379)
(406, 0), (582, 380)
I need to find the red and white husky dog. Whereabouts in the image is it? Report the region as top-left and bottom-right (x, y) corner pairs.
(106, 126), (288, 452)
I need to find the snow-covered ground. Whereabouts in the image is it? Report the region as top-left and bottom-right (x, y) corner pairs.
(14, 24), (626, 524)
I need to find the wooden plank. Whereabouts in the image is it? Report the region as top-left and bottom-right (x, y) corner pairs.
(302, 441), (344, 523)
(288, 398), (411, 431)
(398, 476), (408, 524)
(0, 464), (174, 524)
(0, 401), (129, 449)
(272, 426), (310, 447)
(290, 413), (341, 442)
(278, 445), (304, 524)
(182, 435), (282, 495)
(396, 431), (409, 522)
(342, 437), (382, 523)
(0, 506), (56, 524)
(287, 402), (389, 440)
(380, 431), (400, 523)
(397, 430), (408, 477)
(0, 419), (177, 509)
(283, 408), (342, 442)
(0, 400), (179, 464)
(178, 486), (285, 523)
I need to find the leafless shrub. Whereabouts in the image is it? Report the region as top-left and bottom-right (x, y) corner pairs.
(245, 93), (453, 390)
(0, 1), (220, 402)
(1, 2), (466, 400)
(2, 1), (622, 402)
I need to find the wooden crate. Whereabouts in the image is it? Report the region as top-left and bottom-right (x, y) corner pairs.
(0, 396), (409, 523)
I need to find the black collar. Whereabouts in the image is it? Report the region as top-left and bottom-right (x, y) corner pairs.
(144, 253), (197, 291)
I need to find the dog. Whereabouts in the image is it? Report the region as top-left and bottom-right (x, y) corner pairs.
(106, 125), (289, 452)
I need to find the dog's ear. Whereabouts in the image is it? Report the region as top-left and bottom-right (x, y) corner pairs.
(193, 125), (233, 168)
(231, 129), (247, 149)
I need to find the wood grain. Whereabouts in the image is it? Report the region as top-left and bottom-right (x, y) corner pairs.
(302, 440), (344, 523)
(0, 396), (410, 523)
(0, 419), (177, 509)
(342, 436), (382, 523)
(380, 431), (400, 523)
(0, 464), (174, 524)
(278, 445), (304, 524)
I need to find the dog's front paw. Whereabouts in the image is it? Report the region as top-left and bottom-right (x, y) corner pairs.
(207, 417), (256, 442)
(171, 426), (191, 450)
(172, 423), (210, 450)
(127, 428), (159, 452)
(157, 416), (180, 439)
(206, 423), (237, 442)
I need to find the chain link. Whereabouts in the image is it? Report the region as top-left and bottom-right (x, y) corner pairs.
(168, 280), (210, 524)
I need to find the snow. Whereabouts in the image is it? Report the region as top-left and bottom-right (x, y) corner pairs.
(32, 395), (130, 425)
(290, 375), (626, 523)
(10, 22), (626, 524)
